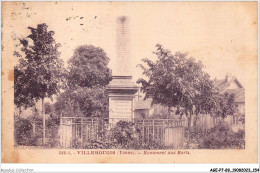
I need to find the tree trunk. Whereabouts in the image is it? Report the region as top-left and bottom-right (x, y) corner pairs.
(42, 97), (45, 145)
(187, 115), (192, 130)
(68, 97), (72, 115)
(193, 114), (198, 127)
(18, 107), (22, 118)
(32, 105), (37, 137)
(167, 106), (171, 120)
(32, 122), (36, 137)
(187, 111), (194, 142)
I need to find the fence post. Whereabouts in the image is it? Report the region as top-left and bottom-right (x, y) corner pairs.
(142, 120), (145, 142)
(64, 119), (67, 148)
(91, 118), (94, 140)
(60, 117), (62, 147)
(70, 118), (72, 148)
(147, 120), (150, 143)
(152, 120), (155, 140)
(182, 125), (185, 149)
(81, 117), (83, 146)
(163, 119), (165, 144)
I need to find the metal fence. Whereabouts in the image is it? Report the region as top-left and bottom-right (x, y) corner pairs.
(60, 117), (185, 149)
(134, 119), (184, 148)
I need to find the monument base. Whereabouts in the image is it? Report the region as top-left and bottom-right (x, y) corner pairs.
(107, 76), (138, 125)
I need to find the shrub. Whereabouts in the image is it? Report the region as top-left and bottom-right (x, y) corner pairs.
(140, 139), (166, 149)
(111, 121), (169, 149)
(112, 121), (141, 149)
(15, 116), (61, 147)
(15, 118), (36, 146)
(188, 126), (206, 142)
(45, 117), (60, 147)
(199, 122), (245, 149)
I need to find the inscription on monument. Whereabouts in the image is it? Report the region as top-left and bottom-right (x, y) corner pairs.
(110, 99), (132, 119)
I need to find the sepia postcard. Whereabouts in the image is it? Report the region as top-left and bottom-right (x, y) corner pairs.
(1, 1), (258, 163)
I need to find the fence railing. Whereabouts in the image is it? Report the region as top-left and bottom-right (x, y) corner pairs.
(60, 117), (185, 149)
(134, 119), (185, 148)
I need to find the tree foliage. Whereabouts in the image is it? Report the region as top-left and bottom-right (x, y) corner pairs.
(14, 67), (35, 109)
(44, 102), (53, 115)
(137, 44), (215, 118)
(14, 23), (65, 105)
(211, 92), (238, 120)
(67, 45), (112, 88)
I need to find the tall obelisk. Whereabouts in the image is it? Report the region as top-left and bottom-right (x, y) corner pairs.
(107, 16), (138, 124)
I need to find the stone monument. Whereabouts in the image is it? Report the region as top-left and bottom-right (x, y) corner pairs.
(107, 16), (138, 124)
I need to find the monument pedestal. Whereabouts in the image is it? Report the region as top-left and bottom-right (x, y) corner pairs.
(107, 76), (138, 125)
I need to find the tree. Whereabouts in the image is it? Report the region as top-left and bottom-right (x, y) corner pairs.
(14, 23), (65, 145)
(67, 45), (112, 88)
(137, 44), (215, 129)
(55, 45), (112, 118)
(211, 92), (238, 121)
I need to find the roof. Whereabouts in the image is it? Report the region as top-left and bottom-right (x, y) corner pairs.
(214, 79), (229, 92)
(225, 88), (245, 103)
(213, 77), (243, 93)
(134, 98), (152, 110)
(213, 75), (245, 103)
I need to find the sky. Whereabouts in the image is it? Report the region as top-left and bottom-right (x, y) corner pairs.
(2, 1), (258, 87)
